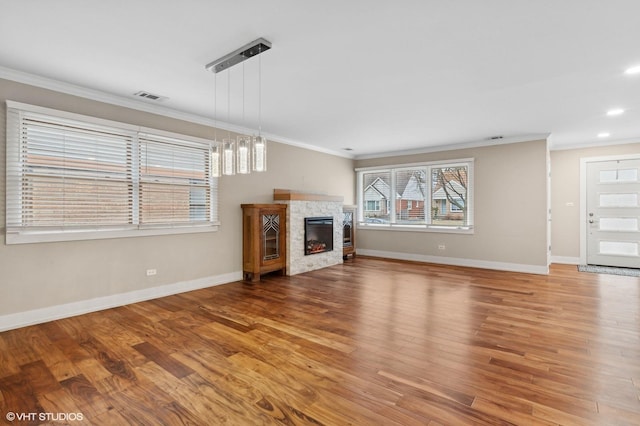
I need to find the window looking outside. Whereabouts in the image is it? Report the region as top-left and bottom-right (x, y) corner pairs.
(431, 165), (469, 227)
(365, 200), (380, 211)
(356, 160), (473, 230)
(361, 171), (391, 223)
(6, 102), (218, 244)
(397, 168), (426, 224)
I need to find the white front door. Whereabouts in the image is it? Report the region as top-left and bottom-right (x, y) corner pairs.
(586, 158), (640, 268)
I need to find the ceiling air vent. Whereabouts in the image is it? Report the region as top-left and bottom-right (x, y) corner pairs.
(133, 91), (168, 102)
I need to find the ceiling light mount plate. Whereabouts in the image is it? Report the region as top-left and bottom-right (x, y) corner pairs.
(205, 38), (272, 73)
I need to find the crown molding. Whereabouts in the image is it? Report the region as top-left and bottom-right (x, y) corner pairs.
(354, 134), (551, 160)
(549, 136), (640, 151)
(0, 66), (354, 159)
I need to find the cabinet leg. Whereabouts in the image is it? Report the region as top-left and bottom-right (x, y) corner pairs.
(244, 272), (260, 282)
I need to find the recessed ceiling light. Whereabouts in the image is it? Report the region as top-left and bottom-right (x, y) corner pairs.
(624, 65), (640, 75)
(597, 132), (610, 138)
(606, 108), (625, 116)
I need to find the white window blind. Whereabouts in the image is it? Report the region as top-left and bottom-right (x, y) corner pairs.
(139, 133), (212, 226)
(6, 111), (134, 230)
(6, 102), (218, 244)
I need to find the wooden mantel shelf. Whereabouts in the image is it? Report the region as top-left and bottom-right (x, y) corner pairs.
(273, 189), (344, 202)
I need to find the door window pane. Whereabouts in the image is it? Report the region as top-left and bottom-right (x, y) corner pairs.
(599, 217), (639, 232)
(599, 193), (638, 208)
(600, 169), (638, 183)
(599, 241), (639, 256)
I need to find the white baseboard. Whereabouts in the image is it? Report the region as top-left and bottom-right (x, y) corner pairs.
(357, 249), (549, 275)
(550, 256), (580, 265)
(0, 271), (243, 332)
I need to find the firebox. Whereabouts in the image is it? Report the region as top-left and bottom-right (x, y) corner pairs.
(304, 217), (334, 255)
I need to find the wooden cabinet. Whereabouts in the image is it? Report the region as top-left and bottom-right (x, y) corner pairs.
(241, 204), (287, 282)
(343, 205), (356, 259)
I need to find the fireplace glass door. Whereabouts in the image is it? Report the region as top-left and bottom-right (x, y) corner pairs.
(305, 217), (334, 255)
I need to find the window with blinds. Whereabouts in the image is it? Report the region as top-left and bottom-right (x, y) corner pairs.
(356, 159), (474, 231)
(5, 101), (218, 244)
(139, 134), (211, 226)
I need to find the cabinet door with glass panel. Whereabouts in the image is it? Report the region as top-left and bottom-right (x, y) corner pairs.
(241, 204), (287, 282)
(343, 205), (356, 259)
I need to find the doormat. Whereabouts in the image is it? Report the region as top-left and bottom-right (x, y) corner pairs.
(577, 265), (640, 277)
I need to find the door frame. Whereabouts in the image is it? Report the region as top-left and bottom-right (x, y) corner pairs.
(579, 153), (640, 265)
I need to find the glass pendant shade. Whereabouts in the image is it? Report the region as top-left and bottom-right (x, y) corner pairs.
(211, 143), (221, 177)
(222, 139), (236, 176)
(252, 136), (267, 172)
(236, 135), (251, 174)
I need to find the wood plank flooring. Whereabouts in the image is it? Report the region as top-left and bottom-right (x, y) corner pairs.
(1, 257), (640, 425)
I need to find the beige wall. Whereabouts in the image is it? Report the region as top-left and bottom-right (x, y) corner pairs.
(550, 142), (640, 260)
(7, 75), (634, 320)
(354, 139), (550, 270)
(0, 79), (354, 317)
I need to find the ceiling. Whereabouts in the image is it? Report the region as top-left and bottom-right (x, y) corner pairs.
(2, 0), (640, 158)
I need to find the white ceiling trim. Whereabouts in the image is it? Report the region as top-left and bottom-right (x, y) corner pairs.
(354, 134), (552, 160)
(0, 66), (354, 159)
(548, 136), (640, 151)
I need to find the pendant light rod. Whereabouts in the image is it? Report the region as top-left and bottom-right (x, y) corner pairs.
(205, 38), (271, 74)
(258, 44), (262, 136)
(213, 72), (217, 139)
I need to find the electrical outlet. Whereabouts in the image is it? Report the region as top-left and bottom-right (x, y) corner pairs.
(438, 244), (446, 250)
(146, 269), (157, 276)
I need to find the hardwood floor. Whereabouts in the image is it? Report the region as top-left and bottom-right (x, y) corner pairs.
(1, 257), (639, 425)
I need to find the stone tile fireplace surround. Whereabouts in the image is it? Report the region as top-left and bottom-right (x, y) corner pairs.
(273, 189), (344, 275)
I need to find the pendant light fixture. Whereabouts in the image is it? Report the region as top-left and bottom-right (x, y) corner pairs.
(205, 38), (271, 175)
(236, 62), (251, 174)
(211, 72), (221, 177)
(222, 70), (235, 175)
(237, 135), (251, 174)
(252, 43), (267, 172)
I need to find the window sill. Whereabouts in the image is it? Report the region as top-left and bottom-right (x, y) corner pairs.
(357, 223), (474, 234)
(5, 224), (219, 245)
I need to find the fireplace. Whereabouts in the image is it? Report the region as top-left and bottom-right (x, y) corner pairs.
(304, 217), (334, 255)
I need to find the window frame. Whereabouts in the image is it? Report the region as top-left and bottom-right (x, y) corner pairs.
(356, 158), (474, 233)
(450, 199), (464, 212)
(5, 101), (219, 244)
(365, 200), (381, 211)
